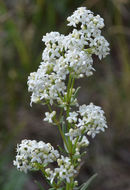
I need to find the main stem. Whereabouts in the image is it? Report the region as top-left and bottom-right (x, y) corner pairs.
(47, 74), (77, 189)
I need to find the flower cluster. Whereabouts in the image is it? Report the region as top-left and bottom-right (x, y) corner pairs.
(67, 7), (104, 28)
(45, 156), (77, 184)
(27, 7), (109, 106)
(66, 103), (107, 140)
(13, 140), (59, 173)
(67, 7), (109, 60)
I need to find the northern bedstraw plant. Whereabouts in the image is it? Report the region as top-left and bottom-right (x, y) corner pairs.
(13, 7), (110, 190)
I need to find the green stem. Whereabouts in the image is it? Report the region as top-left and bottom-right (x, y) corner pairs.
(66, 183), (70, 190)
(40, 167), (53, 187)
(57, 125), (69, 152)
(67, 74), (72, 101)
(46, 102), (70, 153)
(66, 75), (75, 130)
(66, 75), (77, 161)
(66, 178), (74, 190)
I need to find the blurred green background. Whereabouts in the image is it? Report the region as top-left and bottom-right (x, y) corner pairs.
(0, 0), (130, 189)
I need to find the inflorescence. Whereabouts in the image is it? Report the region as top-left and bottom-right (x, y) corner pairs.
(14, 7), (110, 189)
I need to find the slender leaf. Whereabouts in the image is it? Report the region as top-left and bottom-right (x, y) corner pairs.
(57, 145), (66, 154)
(73, 87), (81, 99)
(80, 173), (98, 190)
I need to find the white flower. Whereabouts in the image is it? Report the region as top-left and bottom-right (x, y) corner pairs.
(67, 7), (104, 30)
(89, 36), (110, 59)
(67, 112), (78, 123)
(27, 7), (109, 106)
(78, 103), (108, 138)
(42, 32), (62, 45)
(64, 49), (94, 78)
(46, 155), (76, 184)
(13, 140), (59, 173)
(67, 7), (92, 27)
(66, 103), (107, 142)
(44, 111), (56, 123)
(65, 128), (82, 141)
(77, 136), (89, 147)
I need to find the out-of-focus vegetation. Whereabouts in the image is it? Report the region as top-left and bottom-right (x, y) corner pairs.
(0, 0), (130, 190)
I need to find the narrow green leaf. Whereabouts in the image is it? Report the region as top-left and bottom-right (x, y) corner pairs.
(80, 173), (98, 190)
(58, 104), (65, 108)
(62, 121), (66, 134)
(57, 145), (66, 154)
(73, 154), (81, 159)
(60, 116), (64, 123)
(73, 87), (81, 99)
